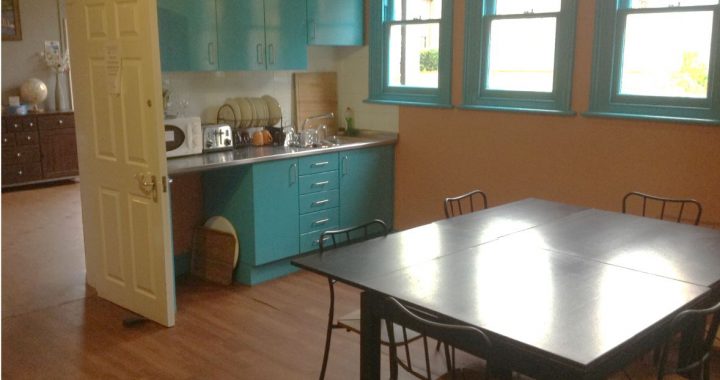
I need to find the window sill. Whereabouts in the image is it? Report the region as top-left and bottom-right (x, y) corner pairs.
(459, 104), (576, 116)
(364, 98), (454, 109)
(582, 111), (720, 126)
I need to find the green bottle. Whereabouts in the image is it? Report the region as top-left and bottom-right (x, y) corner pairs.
(344, 106), (359, 136)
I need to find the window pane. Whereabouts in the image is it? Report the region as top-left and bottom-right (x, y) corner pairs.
(391, 0), (442, 21)
(494, 0), (560, 15)
(388, 23), (439, 88)
(620, 12), (712, 98)
(486, 18), (556, 92)
(629, 0), (717, 8)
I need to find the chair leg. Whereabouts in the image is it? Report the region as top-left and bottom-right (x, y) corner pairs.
(319, 279), (336, 380)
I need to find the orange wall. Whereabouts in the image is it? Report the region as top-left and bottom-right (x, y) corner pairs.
(394, 0), (720, 230)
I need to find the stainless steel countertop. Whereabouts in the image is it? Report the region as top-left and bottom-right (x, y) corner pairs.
(167, 131), (398, 176)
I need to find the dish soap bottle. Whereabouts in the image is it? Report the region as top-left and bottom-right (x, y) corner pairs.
(344, 106), (359, 136)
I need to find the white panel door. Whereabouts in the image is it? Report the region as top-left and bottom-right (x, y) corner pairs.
(66, 0), (175, 326)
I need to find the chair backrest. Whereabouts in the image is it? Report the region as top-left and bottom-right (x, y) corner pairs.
(318, 219), (388, 253)
(622, 191), (702, 225)
(383, 296), (492, 380)
(657, 300), (720, 379)
(444, 190), (488, 219)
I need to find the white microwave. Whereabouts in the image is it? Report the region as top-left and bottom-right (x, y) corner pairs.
(164, 117), (203, 158)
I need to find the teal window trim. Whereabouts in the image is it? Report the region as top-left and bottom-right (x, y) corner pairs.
(589, 1), (720, 123)
(463, 0), (578, 113)
(368, 0), (453, 107)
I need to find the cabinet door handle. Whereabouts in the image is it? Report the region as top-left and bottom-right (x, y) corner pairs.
(311, 161), (329, 168)
(13, 123), (19, 129)
(17, 170), (23, 176)
(313, 218), (330, 226)
(58, 119), (64, 125)
(208, 42), (215, 65)
(26, 135), (32, 141)
(268, 44), (275, 65)
(341, 156), (349, 176)
(16, 152), (22, 158)
(312, 180), (329, 188)
(312, 199), (330, 207)
(3, 138), (8, 143)
(289, 163), (297, 185)
(256, 43), (265, 65)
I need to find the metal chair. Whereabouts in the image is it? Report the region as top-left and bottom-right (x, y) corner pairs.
(622, 191), (702, 225)
(444, 190), (488, 218)
(318, 220), (430, 380)
(384, 296), (492, 380)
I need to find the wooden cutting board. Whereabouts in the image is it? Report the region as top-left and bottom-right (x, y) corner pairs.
(294, 72), (338, 132)
(191, 227), (236, 285)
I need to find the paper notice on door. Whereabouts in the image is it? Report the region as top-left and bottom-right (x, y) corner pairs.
(105, 41), (122, 95)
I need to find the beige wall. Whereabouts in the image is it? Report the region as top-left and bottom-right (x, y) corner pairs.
(2, 0), (63, 110)
(394, 0), (720, 230)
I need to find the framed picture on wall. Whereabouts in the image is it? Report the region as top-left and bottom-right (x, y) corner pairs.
(2, 0), (21, 41)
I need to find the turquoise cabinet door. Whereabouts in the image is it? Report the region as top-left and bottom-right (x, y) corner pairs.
(307, 0), (363, 46)
(216, 0), (266, 71)
(264, 0), (307, 70)
(252, 159), (300, 264)
(339, 146), (394, 229)
(157, 0), (217, 71)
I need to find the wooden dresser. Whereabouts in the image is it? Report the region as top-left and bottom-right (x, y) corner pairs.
(2, 112), (79, 188)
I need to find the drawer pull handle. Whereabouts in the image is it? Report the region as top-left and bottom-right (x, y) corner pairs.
(58, 119), (64, 125)
(312, 181), (329, 187)
(314, 236), (332, 245)
(13, 123), (19, 129)
(313, 218), (330, 226)
(3, 138), (7, 143)
(16, 152), (22, 158)
(312, 199), (330, 207)
(17, 170), (23, 175)
(26, 136), (32, 141)
(311, 161), (329, 168)
(28, 122), (34, 127)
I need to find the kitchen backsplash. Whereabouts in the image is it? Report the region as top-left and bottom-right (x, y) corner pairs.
(163, 46), (398, 133)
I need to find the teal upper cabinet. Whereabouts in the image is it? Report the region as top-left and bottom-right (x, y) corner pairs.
(307, 0), (363, 46)
(157, 0), (218, 71)
(217, 0), (307, 71)
(339, 146), (394, 229)
(158, 0), (307, 72)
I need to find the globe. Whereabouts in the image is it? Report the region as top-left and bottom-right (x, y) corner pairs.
(20, 78), (48, 111)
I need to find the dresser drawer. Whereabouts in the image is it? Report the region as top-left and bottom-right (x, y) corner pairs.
(38, 113), (75, 130)
(15, 131), (39, 146)
(300, 229), (339, 253)
(299, 208), (339, 234)
(2, 133), (16, 147)
(298, 153), (338, 175)
(2, 163), (43, 184)
(299, 190), (339, 214)
(299, 170), (338, 195)
(4, 116), (37, 132)
(3, 145), (41, 164)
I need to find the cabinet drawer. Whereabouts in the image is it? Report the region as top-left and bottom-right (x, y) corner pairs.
(2, 163), (43, 184)
(299, 170), (338, 195)
(299, 189), (339, 214)
(3, 145), (41, 164)
(299, 208), (339, 234)
(2, 133), (16, 147)
(16, 131), (39, 146)
(300, 229), (338, 253)
(4, 117), (37, 132)
(38, 114), (75, 130)
(298, 152), (338, 175)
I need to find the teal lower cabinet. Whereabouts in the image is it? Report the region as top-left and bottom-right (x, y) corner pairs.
(339, 145), (395, 229)
(203, 158), (299, 285)
(201, 146), (394, 285)
(298, 153), (340, 253)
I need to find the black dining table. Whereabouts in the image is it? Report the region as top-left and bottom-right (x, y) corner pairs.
(291, 198), (720, 379)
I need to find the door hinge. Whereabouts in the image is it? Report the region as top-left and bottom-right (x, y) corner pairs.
(162, 176), (168, 193)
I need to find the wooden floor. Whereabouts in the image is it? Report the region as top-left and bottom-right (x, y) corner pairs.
(2, 182), (719, 379)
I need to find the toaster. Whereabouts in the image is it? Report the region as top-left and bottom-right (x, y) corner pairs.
(202, 124), (234, 152)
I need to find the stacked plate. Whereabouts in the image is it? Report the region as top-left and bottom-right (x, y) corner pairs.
(218, 95), (282, 129)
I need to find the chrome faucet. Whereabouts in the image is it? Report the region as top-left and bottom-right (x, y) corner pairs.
(302, 112), (334, 131)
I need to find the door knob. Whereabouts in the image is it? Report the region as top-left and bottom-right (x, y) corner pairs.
(134, 172), (158, 202)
